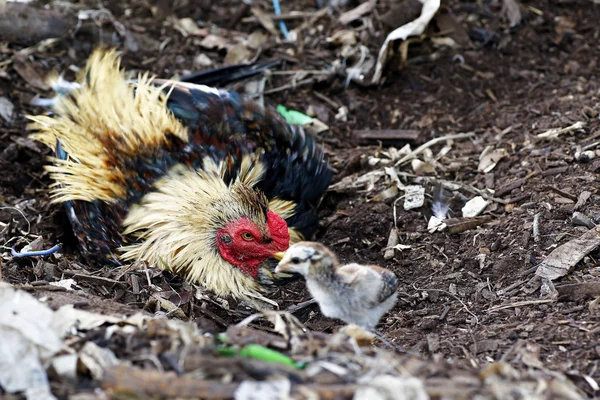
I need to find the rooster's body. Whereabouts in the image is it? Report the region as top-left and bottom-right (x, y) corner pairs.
(30, 50), (332, 304)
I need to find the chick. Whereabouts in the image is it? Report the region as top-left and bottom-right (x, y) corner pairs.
(275, 242), (398, 330)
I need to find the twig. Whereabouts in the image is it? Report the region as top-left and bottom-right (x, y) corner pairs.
(290, 7), (330, 34)
(62, 270), (125, 287)
(11, 244), (60, 258)
(413, 284), (479, 325)
(354, 129), (421, 143)
(371, 330), (421, 357)
(394, 132), (475, 167)
(415, 176), (510, 205)
(242, 11), (323, 23)
(272, 70), (333, 76)
(487, 299), (555, 312)
(0, 206), (31, 234)
(546, 186), (578, 202)
(286, 298), (317, 313)
(263, 77), (314, 95)
(312, 91), (340, 110)
(15, 284), (67, 292)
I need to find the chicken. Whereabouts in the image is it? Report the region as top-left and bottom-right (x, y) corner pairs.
(29, 49), (333, 304)
(275, 242), (398, 330)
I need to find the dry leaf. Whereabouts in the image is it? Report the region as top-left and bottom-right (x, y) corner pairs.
(478, 146), (508, 173)
(327, 30), (357, 45)
(0, 97), (14, 123)
(536, 226), (600, 280)
(225, 43), (252, 64)
(411, 159), (436, 175)
(247, 31), (269, 49)
(13, 55), (49, 90)
(502, 0), (522, 27)
(170, 17), (208, 37)
(251, 7), (278, 36)
(199, 34), (232, 50)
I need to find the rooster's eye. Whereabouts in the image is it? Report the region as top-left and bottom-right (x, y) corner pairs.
(291, 257), (300, 264)
(241, 232), (255, 241)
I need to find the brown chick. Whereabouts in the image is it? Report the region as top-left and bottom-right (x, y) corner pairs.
(275, 242), (398, 330)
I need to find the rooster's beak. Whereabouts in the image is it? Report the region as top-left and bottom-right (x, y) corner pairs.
(273, 252), (286, 261)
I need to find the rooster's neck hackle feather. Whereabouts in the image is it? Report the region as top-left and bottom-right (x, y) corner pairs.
(119, 156), (294, 299)
(28, 49), (188, 203)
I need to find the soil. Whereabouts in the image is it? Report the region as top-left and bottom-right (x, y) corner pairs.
(1, 0), (600, 398)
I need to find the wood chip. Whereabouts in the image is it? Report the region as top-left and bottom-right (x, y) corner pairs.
(445, 216), (492, 234)
(574, 190), (592, 211)
(13, 55), (49, 91)
(557, 282), (600, 301)
(383, 228), (399, 260)
(494, 177), (528, 197)
(354, 129), (420, 143)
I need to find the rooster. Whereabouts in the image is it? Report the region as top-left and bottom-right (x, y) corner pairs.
(29, 49), (333, 305)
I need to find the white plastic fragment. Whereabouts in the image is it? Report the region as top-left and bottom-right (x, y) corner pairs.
(49, 278), (77, 290)
(462, 196), (489, 217)
(428, 216), (447, 233)
(51, 354), (78, 380)
(372, 0), (441, 83)
(0, 96), (15, 123)
(235, 378), (291, 400)
(354, 375), (429, 400)
(0, 282), (63, 400)
(404, 185), (425, 210)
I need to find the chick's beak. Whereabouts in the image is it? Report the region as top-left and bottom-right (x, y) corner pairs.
(274, 254), (291, 273)
(274, 263), (288, 273)
(273, 252), (286, 261)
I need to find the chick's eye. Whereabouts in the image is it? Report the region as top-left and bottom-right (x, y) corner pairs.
(291, 257), (300, 264)
(241, 232), (255, 241)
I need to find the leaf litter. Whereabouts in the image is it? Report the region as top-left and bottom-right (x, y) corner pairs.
(2, 0), (600, 398)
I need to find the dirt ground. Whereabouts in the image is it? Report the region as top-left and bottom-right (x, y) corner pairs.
(1, 0), (600, 398)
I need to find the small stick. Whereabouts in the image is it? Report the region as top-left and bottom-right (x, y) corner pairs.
(487, 299), (555, 312)
(242, 11), (321, 23)
(286, 298), (317, 313)
(413, 284), (479, 325)
(263, 77), (314, 95)
(394, 132), (475, 167)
